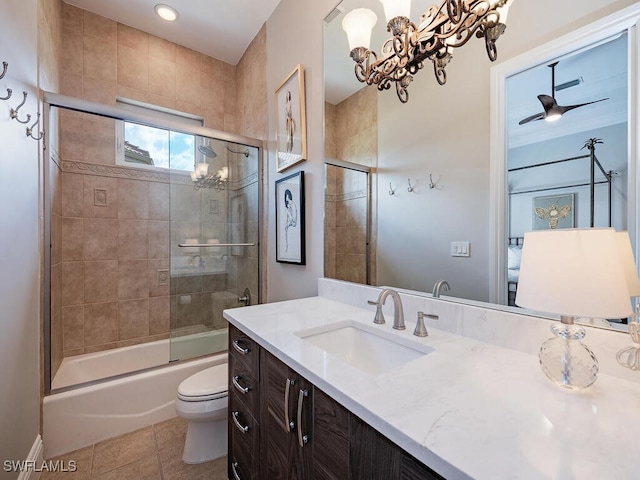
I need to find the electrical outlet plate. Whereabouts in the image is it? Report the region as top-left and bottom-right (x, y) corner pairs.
(451, 242), (470, 257)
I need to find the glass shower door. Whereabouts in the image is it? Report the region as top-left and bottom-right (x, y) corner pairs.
(169, 136), (260, 362)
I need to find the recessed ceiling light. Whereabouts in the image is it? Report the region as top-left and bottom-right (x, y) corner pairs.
(154, 4), (179, 22)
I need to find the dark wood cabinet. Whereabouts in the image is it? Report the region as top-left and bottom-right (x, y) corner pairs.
(228, 323), (445, 480)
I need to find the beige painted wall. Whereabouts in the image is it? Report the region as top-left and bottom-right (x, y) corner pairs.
(266, 0), (640, 302)
(0, 0), (41, 476)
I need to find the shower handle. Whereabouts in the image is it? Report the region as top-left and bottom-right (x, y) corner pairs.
(238, 287), (252, 307)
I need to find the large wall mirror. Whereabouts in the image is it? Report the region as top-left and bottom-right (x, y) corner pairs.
(324, 0), (640, 332)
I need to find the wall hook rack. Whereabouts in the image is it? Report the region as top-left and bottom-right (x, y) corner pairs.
(407, 178), (415, 193)
(10, 91), (31, 124)
(388, 182), (396, 196)
(429, 174), (436, 189)
(0, 61), (7, 80)
(26, 113), (44, 141)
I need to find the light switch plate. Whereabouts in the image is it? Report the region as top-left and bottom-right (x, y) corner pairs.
(451, 241), (470, 257)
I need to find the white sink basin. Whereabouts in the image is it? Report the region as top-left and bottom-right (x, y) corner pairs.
(295, 320), (433, 375)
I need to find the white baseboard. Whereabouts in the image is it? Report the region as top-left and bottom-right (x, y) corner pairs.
(16, 434), (43, 480)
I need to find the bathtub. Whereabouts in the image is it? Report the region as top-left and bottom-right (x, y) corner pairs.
(43, 329), (228, 459)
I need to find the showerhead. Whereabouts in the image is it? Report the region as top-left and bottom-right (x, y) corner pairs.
(198, 143), (217, 159)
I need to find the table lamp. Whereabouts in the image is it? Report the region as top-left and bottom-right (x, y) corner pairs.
(516, 228), (636, 389)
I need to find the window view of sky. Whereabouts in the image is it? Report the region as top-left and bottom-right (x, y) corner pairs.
(124, 122), (195, 172)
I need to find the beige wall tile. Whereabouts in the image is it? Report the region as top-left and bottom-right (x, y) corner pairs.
(84, 302), (118, 346)
(51, 213), (62, 266)
(118, 299), (149, 340)
(118, 220), (148, 260)
(60, 70), (82, 98)
(175, 45), (202, 70)
(118, 260), (149, 300)
(117, 43), (149, 92)
(61, 28), (83, 76)
(83, 76), (117, 105)
(84, 260), (118, 304)
(83, 116), (116, 166)
(62, 305), (84, 350)
(83, 34), (117, 83)
(148, 56), (176, 99)
(51, 263), (61, 316)
(117, 24), (148, 53)
(59, 112), (85, 160)
(61, 217), (83, 261)
(118, 178), (149, 219)
(61, 261), (84, 306)
(148, 221), (169, 259)
(149, 296), (170, 335)
(148, 182), (169, 221)
(83, 218), (118, 260)
(62, 173), (84, 217)
(62, 3), (83, 31)
(149, 35), (176, 62)
(83, 11), (116, 41)
(83, 175), (118, 218)
(148, 258), (169, 298)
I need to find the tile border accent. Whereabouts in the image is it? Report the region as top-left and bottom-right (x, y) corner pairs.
(325, 188), (368, 203)
(62, 160), (170, 183)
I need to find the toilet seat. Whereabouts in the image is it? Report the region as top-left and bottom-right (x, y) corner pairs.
(177, 364), (228, 402)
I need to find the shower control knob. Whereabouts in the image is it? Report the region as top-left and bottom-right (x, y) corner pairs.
(237, 287), (252, 307)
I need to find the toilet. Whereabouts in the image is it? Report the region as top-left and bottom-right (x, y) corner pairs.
(175, 364), (229, 464)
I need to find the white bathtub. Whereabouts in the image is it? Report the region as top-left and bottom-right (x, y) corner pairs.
(43, 329), (228, 459)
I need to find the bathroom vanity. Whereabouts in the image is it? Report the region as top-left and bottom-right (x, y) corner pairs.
(224, 279), (640, 479)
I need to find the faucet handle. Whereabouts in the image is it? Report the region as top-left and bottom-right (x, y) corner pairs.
(367, 300), (386, 325)
(413, 311), (438, 337)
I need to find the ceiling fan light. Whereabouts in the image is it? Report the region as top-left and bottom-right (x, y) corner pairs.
(545, 112), (562, 122)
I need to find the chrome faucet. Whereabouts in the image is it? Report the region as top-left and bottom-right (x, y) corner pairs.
(367, 288), (405, 330)
(191, 255), (205, 268)
(432, 280), (450, 298)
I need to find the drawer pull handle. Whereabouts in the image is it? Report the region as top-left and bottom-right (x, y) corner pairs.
(232, 339), (250, 355)
(284, 377), (295, 431)
(232, 411), (250, 433)
(297, 388), (309, 447)
(232, 375), (251, 394)
(231, 461), (241, 480)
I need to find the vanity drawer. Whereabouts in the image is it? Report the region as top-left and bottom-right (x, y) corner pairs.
(229, 353), (260, 414)
(229, 324), (259, 377)
(229, 445), (257, 480)
(229, 391), (260, 463)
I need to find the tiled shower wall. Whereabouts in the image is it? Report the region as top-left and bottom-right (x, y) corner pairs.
(324, 86), (378, 283)
(47, 2), (267, 376)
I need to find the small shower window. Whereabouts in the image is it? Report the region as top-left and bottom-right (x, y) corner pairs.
(115, 98), (204, 173)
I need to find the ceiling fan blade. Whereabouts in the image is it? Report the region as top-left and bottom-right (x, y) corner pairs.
(558, 97), (609, 115)
(537, 94), (558, 112)
(518, 111), (546, 125)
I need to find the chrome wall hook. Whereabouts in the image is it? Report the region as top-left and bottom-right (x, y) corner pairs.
(407, 178), (415, 192)
(389, 182), (396, 196)
(10, 91), (31, 124)
(429, 174), (436, 189)
(0, 61), (7, 80)
(0, 87), (11, 101)
(26, 113), (44, 141)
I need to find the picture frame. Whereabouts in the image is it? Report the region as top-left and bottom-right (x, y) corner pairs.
(275, 171), (305, 264)
(533, 193), (575, 230)
(274, 64), (307, 173)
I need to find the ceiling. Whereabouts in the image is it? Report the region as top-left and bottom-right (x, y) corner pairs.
(64, 0), (283, 65)
(324, 0), (628, 149)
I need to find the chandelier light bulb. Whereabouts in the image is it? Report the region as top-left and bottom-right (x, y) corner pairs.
(379, 0), (411, 22)
(342, 8), (378, 50)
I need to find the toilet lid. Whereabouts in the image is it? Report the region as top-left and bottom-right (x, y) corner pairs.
(178, 364), (228, 402)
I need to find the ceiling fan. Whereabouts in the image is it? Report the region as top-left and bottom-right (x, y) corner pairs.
(518, 61), (609, 125)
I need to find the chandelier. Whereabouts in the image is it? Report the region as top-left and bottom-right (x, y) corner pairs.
(341, 0), (513, 103)
(190, 163), (229, 191)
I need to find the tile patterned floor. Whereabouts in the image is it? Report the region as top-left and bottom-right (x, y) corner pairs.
(41, 417), (227, 480)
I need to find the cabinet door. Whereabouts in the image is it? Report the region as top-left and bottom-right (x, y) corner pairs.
(260, 350), (313, 480)
(313, 388), (351, 480)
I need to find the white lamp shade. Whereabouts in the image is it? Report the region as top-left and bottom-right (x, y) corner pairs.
(195, 162), (209, 177)
(516, 228), (633, 319)
(379, 0), (411, 22)
(342, 8), (378, 50)
(616, 231), (640, 297)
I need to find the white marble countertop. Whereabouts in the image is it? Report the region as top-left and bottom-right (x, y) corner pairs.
(224, 296), (640, 480)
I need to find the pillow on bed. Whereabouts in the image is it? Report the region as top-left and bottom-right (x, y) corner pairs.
(508, 245), (522, 270)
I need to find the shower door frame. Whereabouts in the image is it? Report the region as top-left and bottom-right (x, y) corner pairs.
(42, 91), (264, 395)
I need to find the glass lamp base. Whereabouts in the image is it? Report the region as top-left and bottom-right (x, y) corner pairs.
(539, 323), (598, 390)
